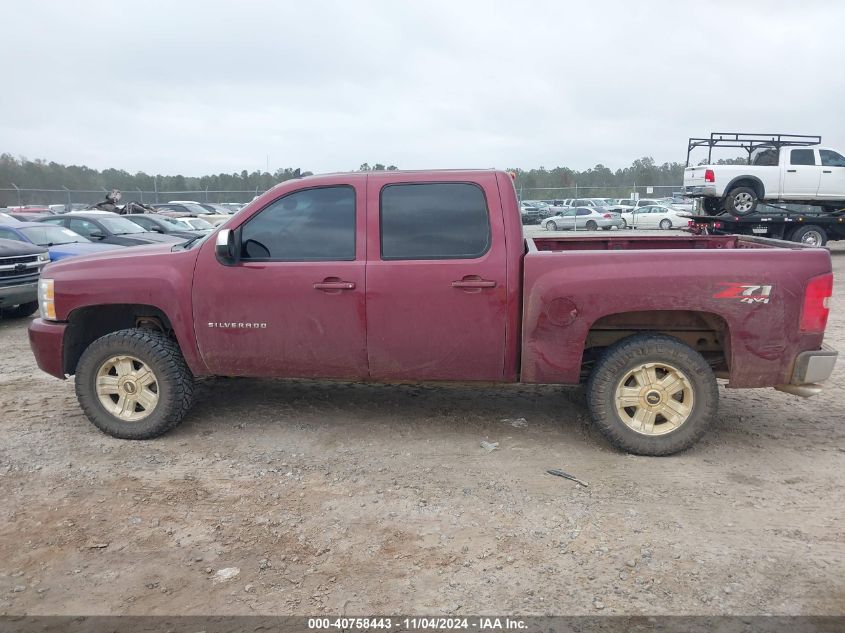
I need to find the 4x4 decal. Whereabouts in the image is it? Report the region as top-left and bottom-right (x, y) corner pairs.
(714, 283), (773, 304)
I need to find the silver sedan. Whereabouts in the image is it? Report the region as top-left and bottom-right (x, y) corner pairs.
(543, 207), (624, 231)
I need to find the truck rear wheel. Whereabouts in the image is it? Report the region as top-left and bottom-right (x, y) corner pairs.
(790, 224), (828, 247)
(75, 328), (195, 439)
(723, 187), (758, 216)
(586, 334), (719, 456)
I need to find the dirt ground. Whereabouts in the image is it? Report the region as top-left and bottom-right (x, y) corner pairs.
(1, 236), (844, 617)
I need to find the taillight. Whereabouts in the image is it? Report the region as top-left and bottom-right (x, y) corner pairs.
(704, 169), (715, 183)
(602, 213), (611, 218)
(800, 273), (833, 332)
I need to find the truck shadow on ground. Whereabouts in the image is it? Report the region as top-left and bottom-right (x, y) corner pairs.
(168, 377), (774, 456)
(179, 376), (602, 446)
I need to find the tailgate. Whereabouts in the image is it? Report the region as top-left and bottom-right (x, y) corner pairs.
(684, 166), (707, 186)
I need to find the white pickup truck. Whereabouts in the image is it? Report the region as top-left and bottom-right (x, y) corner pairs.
(683, 134), (845, 216)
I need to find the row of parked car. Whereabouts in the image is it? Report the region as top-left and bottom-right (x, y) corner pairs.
(4, 201), (245, 223)
(519, 196), (694, 231)
(0, 201), (244, 318)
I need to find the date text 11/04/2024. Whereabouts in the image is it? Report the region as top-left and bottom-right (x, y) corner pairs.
(307, 617), (527, 630)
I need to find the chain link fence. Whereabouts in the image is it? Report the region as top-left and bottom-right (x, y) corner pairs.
(516, 184), (682, 201)
(0, 187), (267, 209)
(1, 184), (687, 210)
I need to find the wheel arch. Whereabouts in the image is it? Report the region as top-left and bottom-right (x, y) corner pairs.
(724, 175), (765, 200)
(63, 304), (179, 376)
(580, 309), (732, 381)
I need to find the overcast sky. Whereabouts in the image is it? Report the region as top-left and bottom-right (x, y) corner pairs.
(3, 0), (843, 176)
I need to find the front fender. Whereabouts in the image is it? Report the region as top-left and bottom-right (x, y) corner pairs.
(48, 245), (208, 376)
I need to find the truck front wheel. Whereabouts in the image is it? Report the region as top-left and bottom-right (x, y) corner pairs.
(75, 328), (196, 439)
(586, 334), (719, 456)
(723, 187), (758, 216)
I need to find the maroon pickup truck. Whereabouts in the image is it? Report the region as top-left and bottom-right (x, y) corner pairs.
(28, 170), (837, 455)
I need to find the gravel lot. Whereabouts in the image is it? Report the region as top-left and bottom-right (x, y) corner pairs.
(1, 232), (843, 616)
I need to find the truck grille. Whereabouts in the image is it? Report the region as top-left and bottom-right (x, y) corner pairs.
(0, 255), (39, 266)
(0, 254), (42, 283)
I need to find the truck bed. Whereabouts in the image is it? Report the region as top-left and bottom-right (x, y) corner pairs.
(520, 233), (830, 387)
(528, 233), (794, 252)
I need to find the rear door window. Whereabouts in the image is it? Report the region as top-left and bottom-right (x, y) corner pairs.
(820, 150), (845, 167)
(380, 183), (490, 260)
(790, 149), (817, 166)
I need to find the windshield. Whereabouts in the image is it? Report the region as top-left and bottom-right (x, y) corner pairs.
(187, 217), (214, 229)
(20, 225), (90, 245)
(97, 216), (147, 234)
(154, 215), (186, 228)
(182, 203), (213, 215)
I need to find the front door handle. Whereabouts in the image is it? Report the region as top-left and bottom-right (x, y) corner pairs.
(452, 276), (496, 289)
(823, 170), (832, 173)
(787, 169), (797, 173)
(314, 279), (356, 291)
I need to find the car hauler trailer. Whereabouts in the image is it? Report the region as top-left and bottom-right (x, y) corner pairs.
(686, 203), (845, 247)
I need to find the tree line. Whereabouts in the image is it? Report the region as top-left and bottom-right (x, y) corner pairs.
(0, 153), (741, 206)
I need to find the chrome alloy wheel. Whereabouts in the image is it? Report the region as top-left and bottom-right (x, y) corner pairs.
(800, 229), (824, 247)
(95, 355), (159, 422)
(733, 192), (754, 213)
(614, 362), (694, 435)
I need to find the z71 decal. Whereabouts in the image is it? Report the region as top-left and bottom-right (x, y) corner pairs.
(714, 283), (773, 304)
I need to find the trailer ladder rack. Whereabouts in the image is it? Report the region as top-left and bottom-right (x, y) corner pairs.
(686, 132), (822, 166)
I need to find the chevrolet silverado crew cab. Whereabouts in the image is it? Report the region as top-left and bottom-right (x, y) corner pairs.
(684, 133), (845, 216)
(28, 170), (837, 455)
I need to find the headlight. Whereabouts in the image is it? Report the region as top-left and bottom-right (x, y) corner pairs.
(38, 279), (56, 321)
(37, 252), (50, 263)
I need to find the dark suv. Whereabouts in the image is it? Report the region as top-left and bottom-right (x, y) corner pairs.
(0, 238), (50, 318)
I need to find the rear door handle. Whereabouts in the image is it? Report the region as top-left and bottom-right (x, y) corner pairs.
(787, 169), (797, 173)
(823, 170), (832, 173)
(314, 280), (356, 290)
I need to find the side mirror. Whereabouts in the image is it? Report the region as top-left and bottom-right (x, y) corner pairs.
(215, 228), (237, 265)
(89, 230), (105, 240)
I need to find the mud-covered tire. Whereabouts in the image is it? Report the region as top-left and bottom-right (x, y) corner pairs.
(789, 224), (828, 247)
(1, 301), (38, 319)
(586, 334), (719, 456)
(75, 328), (195, 439)
(723, 186), (758, 216)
